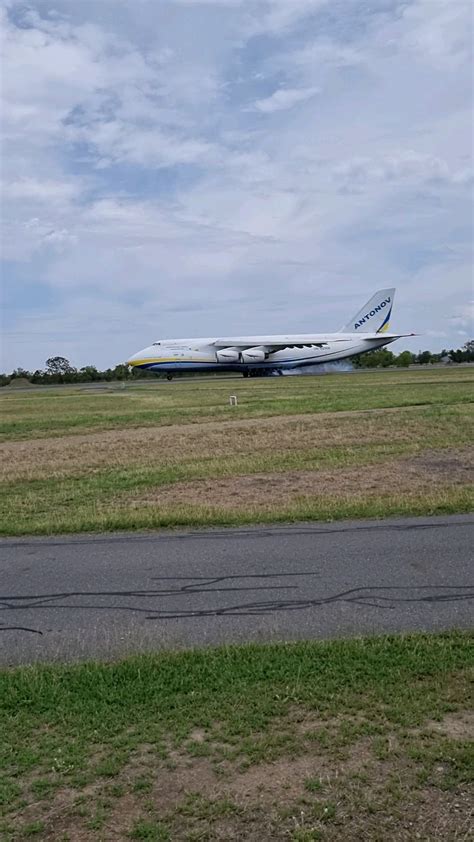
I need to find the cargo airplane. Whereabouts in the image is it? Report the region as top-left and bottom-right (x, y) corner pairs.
(127, 288), (412, 378)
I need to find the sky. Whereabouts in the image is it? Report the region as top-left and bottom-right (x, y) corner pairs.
(1, 0), (473, 372)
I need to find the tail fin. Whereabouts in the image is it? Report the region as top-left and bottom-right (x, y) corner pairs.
(341, 288), (395, 334)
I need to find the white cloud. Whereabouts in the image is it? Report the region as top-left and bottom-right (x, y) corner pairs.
(449, 301), (474, 331)
(396, 0), (473, 67)
(255, 0), (331, 35)
(1, 0), (472, 371)
(72, 121), (219, 169)
(0, 6), (221, 170)
(253, 86), (319, 113)
(169, 0), (329, 29)
(169, 0), (244, 5)
(332, 152), (472, 191)
(3, 177), (83, 202)
(287, 38), (365, 75)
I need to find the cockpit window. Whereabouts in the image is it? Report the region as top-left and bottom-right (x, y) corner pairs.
(152, 342), (161, 346)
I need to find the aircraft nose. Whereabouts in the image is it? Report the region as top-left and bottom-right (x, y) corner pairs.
(126, 348), (147, 366)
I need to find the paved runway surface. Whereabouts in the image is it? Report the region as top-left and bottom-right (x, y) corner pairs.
(1, 515), (472, 665)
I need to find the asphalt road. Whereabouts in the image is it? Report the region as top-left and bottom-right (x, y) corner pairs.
(1, 514), (472, 665)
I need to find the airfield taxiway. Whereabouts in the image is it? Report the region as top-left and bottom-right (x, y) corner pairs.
(1, 514), (472, 665)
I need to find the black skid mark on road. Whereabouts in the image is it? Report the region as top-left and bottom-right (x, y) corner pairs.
(0, 622), (43, 635)
(0, 571), (319, 603)
(0, 572), (473, 633)
(149, 572), (319, 593)
(144, 585), (474, 620)
(1, 515), (471, 550)
(0, 572), (320, 623)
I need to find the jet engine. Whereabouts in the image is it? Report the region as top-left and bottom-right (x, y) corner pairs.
(216, 348), (240, 363)
(241, 347), (266, 364)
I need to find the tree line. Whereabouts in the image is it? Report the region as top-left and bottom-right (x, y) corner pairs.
(1, 342), (473, 387)
(0, 358), (151, 387)
(352, 341), (474, 369)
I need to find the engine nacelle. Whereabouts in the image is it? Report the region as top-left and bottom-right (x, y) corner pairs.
(241, 347), (266, 364)
(216, 348), (240, 364)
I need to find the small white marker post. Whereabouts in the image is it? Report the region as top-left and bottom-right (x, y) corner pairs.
(229, 395), (238, 407)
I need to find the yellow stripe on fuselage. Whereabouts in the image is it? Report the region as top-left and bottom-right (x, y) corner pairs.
(128, 357), (214, 367)
(128, 358), (179, 366)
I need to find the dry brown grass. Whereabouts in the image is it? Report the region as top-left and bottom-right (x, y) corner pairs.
(126, 448), (473, 512)
(0, 405), (468, 483)
(2, 382), (472, 533)
(426, 711), (474, 741)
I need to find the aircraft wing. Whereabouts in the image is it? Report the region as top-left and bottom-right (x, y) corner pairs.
(213, 336), (350, 352)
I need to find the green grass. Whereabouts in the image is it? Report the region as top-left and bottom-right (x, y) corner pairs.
(1, 368), (473, 535)
(2, 487), (472, 537)
(1, 368), (472, 442)
(0, 634), (472, 840)
(1, 412), (472, 526)
(129, 819), (171, 840)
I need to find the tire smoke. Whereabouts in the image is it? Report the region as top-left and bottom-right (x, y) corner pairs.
(281, 361), (354, 376)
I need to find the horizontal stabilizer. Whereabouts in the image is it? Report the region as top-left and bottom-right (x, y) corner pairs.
(363, 332), (416, 341)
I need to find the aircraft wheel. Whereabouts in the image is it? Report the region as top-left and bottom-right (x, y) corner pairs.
(166, 374), (173, 381)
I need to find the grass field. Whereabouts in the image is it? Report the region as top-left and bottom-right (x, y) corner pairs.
(1, 375), (472, 841)
(0, 368), (472, 535)
(0, 633), (472, 841)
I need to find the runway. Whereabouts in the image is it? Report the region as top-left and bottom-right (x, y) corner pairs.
(1, 514), (472, 665)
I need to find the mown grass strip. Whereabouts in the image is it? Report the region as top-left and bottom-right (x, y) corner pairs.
(1, 402), (472, 535)
(2, 486), (467, 536)
(1, 369), (472, 441)
(1, 371), (472, 535)
(3, 403), (472, 485)
(0, 440), (448, 511)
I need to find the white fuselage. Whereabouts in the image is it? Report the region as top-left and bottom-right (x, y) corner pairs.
(127, 332), (400, 375)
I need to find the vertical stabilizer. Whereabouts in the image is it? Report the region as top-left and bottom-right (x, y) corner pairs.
(341, 288), (395, 334)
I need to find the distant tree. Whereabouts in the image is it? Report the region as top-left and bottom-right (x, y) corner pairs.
(463, 340), (474, 361)
(46, 356), (76, 376)
(416, 350), (432, 365)
(11, 367), (32, 379)
(358, 348), (395, 368)
(79, 365), (100, 382)
(112, 364), (131, 380)
(450, 347), (466, 363)
(0, 373), (11, 387)
(380, 349), (395, 367)
(395, 350), (413, 367)
(30, 369), (46, 384)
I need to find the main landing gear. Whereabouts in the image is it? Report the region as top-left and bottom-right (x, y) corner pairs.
(166, 374), (173, 381)
(242, 368), (283, 378)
